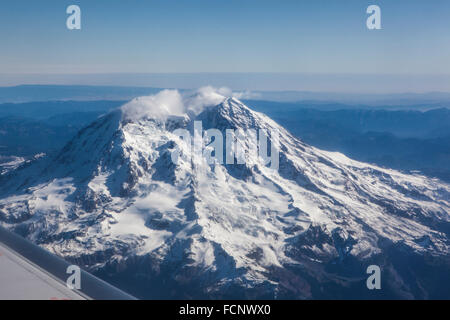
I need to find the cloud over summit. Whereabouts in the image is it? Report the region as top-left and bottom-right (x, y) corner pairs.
(120, 86), (246, 121)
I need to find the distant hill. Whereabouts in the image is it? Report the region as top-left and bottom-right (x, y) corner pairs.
(0, 85), (162, 103)
(1, 85), (450, 108)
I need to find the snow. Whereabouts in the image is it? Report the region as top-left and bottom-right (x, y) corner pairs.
(0, 90), (449, 295)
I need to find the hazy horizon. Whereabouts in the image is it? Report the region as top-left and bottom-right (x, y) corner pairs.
(1, 0), (450, 94)
(1, 72), (450, 94)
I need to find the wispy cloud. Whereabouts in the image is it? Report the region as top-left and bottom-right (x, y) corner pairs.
(121, 86), (254, 121)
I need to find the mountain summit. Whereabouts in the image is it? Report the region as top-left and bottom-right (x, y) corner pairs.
(0, 90), (449, 299)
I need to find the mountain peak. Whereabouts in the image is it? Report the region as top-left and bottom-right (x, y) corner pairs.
(0, 90), (449, 299)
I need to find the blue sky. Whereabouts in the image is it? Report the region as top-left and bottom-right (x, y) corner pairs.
(0, 0), (450, 91)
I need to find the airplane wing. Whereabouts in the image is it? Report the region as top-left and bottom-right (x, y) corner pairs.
(0, 225), (136, 300)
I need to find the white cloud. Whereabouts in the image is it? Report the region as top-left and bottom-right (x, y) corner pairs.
(183, 86), (229, 115)
(121, 86), (255, 121)
(121, 89), (184, 121)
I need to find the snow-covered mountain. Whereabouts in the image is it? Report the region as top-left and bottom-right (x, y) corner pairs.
(0, 89), (449, 299)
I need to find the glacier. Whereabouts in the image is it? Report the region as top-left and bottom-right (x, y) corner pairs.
(0, 90), (449, 299)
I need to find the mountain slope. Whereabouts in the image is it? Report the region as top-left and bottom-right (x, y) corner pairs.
(0, 90), (449, 299)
